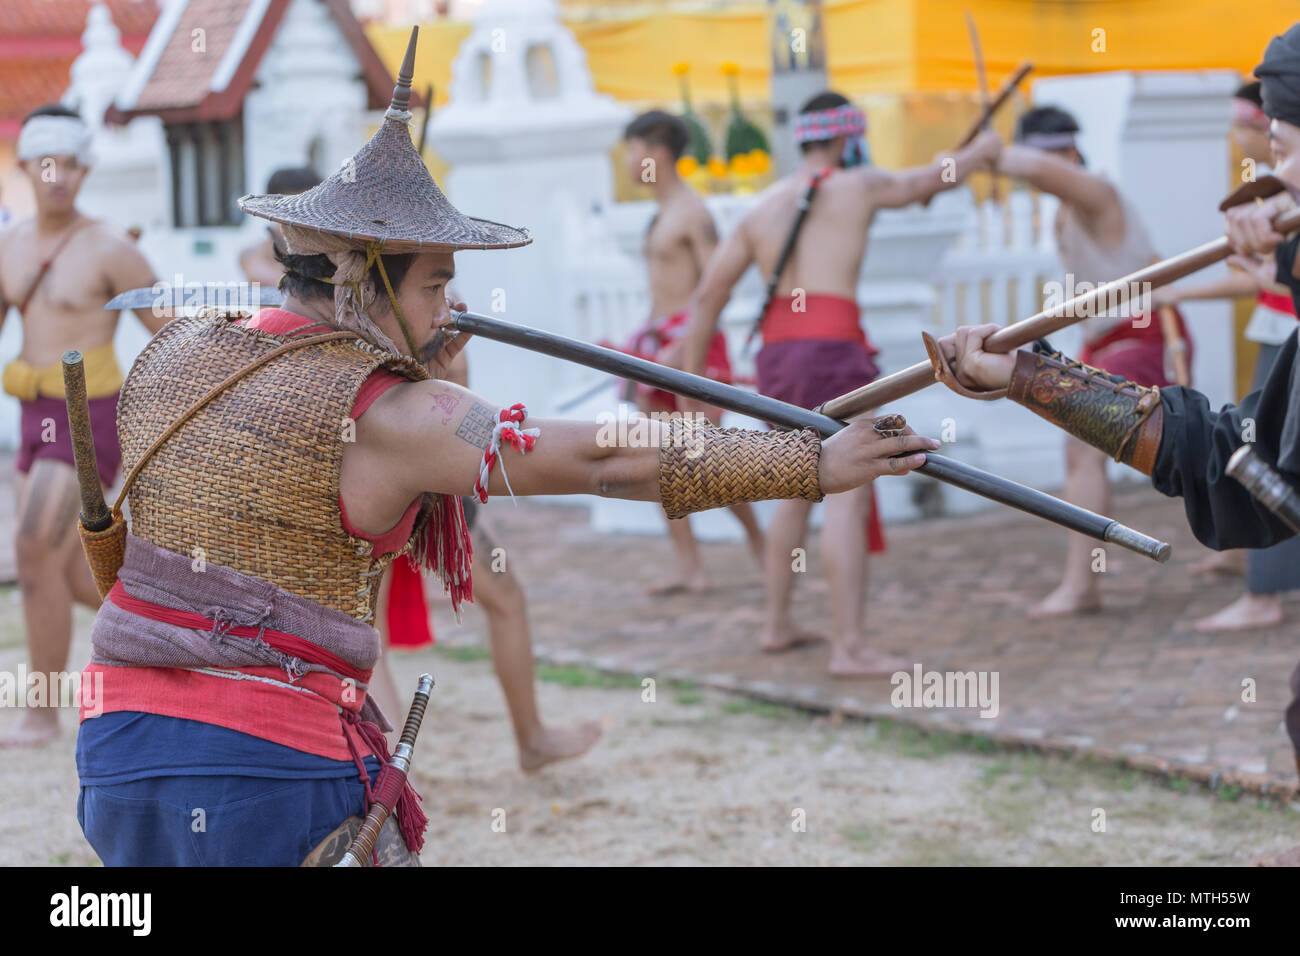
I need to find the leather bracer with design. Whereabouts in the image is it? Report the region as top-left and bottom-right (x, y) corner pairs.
(1007, 349), (1164, 475)
(659, 416), (824, 519)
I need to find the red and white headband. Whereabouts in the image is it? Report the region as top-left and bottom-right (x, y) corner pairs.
(794, 104), (867, 144)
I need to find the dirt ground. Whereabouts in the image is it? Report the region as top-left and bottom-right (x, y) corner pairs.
(1, 596), (1296, 866)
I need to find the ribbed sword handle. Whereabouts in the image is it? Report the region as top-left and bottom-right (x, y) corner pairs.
(336, 673), (435, 867)
(61, 350), (111, 531)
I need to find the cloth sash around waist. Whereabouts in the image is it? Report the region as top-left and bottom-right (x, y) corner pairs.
(90, 534), (391, 730)
(2, 340), (123, 402)
(761, 294), (872, 350)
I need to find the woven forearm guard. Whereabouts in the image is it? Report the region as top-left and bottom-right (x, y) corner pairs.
(1008, 349), (1164, 474)
(658, 417), (824, 519)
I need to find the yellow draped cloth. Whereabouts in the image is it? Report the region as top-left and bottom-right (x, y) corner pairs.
(2, 342), (123, 402)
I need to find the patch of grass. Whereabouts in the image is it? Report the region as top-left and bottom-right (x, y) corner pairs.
(720, 697), (798, 720)
(432, 643), (492, 663)
(838, 827), (874, 845)
(980, 760), (1013, 785)
(49, 853), (70, 866)
(675, 690), (705, 706)
(536, 664), (643, 690)
(649, 713), (722, 729)
(875, 722), (960, 758)
(1116, 769), (1142, 792)
(892, 831), (990, 867)
(1217, 783), (1244, 802)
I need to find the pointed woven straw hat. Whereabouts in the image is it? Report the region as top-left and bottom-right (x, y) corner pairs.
(238, 27), (530, 253)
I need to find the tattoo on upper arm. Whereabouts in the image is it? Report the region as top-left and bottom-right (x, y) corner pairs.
(431, 391), (458, 426)
(454, 400), (497, 448)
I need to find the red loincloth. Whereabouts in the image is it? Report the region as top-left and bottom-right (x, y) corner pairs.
(622, 309), (732, 412)
(1079, 307), (1193, 388)
(387, 558), (435, 648)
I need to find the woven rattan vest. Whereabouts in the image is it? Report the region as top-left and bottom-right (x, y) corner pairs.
(117, 313), (429, 621)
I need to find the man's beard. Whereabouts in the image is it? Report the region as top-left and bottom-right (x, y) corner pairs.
(417, 329), (449, 367)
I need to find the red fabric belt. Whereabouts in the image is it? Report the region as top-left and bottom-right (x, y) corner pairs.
(761, 294), (874, 351)
(106, 580), (372, 684)
(1259, 289), (1298, 317)
(1083, 306), (1186, 353)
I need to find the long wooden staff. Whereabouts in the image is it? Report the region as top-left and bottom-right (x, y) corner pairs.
(416, 82), (434, 158)
(963, 10), (1001, 203)
(449, 309), (1171, 561)
(1157, 304), (1190, 385)
(922, 61), (1030, 208)
(956, 61), (1032, 149)
(817, 204), (1300, 419)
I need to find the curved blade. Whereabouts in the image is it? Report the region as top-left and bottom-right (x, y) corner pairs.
(105, 284), (283, 312)
(965, 10), (991, 110)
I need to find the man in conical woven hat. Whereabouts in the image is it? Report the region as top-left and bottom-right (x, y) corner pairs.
(75, 28), (940, 866)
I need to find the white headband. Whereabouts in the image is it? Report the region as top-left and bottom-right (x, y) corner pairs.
(17, 115), (93, 166)
(1018, 131), (1077, 151)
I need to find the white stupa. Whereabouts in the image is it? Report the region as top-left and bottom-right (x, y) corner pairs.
(430, 0), (627, 162)
(64, 1), (169, 234)
(427, 0), (631, 414)
(65, 2), (135, 130)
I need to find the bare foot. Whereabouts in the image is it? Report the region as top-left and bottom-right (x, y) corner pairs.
(760, 629), (826, 653)
(0, 710), (60, 749)
(1188, 550), (1246, 579)
(519, 720), (603, 773)
(829, 647), (910, 678)
(1192, 593), (1284, 632)
(1028, 586), (1101, 619)
(646, 574), (712, 598)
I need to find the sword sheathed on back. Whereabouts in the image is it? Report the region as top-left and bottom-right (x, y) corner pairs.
(61, 350), (127, 597)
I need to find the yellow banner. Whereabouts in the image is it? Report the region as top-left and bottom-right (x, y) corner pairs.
(368, 1), (1298, 106)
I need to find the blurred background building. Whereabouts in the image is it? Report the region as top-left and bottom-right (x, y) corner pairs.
(1, 0), (1295, 537)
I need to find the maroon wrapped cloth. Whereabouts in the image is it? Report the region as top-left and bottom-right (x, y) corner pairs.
(91, 533), (391, 731)
(756, 339), (880, 411)
(88, 533), (434, 852)
(16, 393), (121, 485)
(755, 337), (887, 554)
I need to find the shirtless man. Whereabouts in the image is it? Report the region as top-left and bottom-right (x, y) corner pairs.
(0, 105), (164, 746)
(622, 111), (764, 595)
(681, 92), (1000, 676)
(238, 166), (321, 287)
(996, 106), (1192, 617)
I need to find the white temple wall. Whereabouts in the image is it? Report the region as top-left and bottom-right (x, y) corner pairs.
(244, 0), (372, 198)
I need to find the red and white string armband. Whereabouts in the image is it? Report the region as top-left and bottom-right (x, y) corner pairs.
(473, 403), (541, 503)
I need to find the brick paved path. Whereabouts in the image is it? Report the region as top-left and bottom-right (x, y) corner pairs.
(435, 488), (1300, 799)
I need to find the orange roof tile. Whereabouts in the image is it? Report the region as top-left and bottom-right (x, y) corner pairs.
(3, 0), (158, 37)
(119, 0), (399, 124)
(0, 1), (159, 137)
(132, 0), (255, 113)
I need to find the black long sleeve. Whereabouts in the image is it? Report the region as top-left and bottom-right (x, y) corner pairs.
(1149, 236), (1300, 550)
